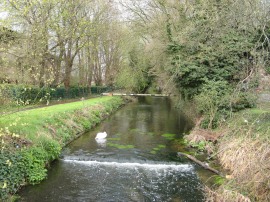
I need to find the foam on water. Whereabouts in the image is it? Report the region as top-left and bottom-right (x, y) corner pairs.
(63, 159), (193, 171)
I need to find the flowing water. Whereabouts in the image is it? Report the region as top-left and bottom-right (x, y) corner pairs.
(19, 97), (213, 202)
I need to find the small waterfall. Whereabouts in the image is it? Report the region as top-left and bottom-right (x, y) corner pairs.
(63, 159), (194, 172)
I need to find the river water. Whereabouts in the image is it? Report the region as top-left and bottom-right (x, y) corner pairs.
(19, 97), (211, 202)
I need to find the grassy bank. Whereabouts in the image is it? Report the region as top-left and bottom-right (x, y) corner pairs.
(202, 103), (270, 201)
(182, 98), (270, 201)
(0, 96), (125, 200)
(210, 106), (270, 201)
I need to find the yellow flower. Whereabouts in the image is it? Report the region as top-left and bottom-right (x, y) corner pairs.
(6, 160), (12, 167)
(2, 182), (7, 189)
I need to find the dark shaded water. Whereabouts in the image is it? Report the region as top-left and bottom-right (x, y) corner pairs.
(19, 97), (211, 202)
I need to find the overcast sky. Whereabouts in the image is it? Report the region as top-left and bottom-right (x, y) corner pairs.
(0, 11), (8, 20)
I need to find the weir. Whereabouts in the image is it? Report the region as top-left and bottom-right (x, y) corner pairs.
(19, 97), (214, 202)
(63, 159), (194, 171)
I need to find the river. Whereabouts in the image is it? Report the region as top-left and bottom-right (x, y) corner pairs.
(19, 97), (212, 202)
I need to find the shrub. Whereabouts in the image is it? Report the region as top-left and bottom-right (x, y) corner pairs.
(0, 85), (112, 105)
(0, 139), (62, 199)
(195, 80), (232, 128)
(0, 151), (26, 199)
(0, 85), (13, 106)
(195, 80), (257, 129)
(21, 147), (48, 185)
(265, 66), (270, 74)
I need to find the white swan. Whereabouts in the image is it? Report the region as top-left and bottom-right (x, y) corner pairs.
(95, 132), (107, 139)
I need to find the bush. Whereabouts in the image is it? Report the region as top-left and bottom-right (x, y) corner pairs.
(0, 140), (61, 199)
(0, 151), (26, 199)
(195, 80), (232, 128)
(265, 66), (270, 74)
(21, 147), (48, 185)
(0, 85), (13, 106)
(195, 80), (257, 129)
(0, 85), (112, 105)
(230, 91), (257, 111)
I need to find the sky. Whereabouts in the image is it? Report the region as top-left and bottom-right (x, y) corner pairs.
(0, 11), (8, 20)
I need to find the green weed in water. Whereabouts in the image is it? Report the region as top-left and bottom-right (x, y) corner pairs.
(129, 128), (139, 133)
(107, 143), (134, 149)
(107, 137), (121, 141)
(147, 132), (154, 136)
(150, 144), (166, 154)
(162, 133), (176, 140)
(157, 144), (166, 148)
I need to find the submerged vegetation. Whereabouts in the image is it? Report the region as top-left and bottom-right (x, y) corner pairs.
(161, 133), (176, 140)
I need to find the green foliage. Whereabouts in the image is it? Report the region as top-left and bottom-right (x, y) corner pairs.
(0, 144), (60, 199)
(189, 141), (207, 152)
(0, 151), (25, 199)
(265, 66), (270, 74)
(157, 1), (261, 121)
(213, 175), (226, 186)
(21, 147), (48, 185)
(39, 138), (61, 161)
(168, 29), (255, 98)
(195, 80), (232, 128)
(161, 133), (176, 140)
(230, 92), (257, 112)
(0, 84), (13, 106)
(116, 41), (152, 93)
(1, 84), (112, 105)
(195, 80), (256, 128)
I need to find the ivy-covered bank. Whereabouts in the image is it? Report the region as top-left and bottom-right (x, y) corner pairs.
(0, 96), (125, 200)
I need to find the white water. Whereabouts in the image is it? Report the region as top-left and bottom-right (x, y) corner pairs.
(63, 159), (194, 171)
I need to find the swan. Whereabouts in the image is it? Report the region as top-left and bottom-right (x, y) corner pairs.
(95, 138), (107, 147)
(95, 132), (107, 139)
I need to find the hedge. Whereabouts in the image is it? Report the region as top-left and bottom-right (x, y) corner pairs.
(1, 85), (113, 104)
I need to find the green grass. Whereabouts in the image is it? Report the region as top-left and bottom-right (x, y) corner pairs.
(225, 106), (270, 141)
(1, 96), (115, 120)
(0, 96), (122, 142)
(215, 104), (270, 201)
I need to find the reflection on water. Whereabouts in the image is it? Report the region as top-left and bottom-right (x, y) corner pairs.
(19, 97), (208, 202)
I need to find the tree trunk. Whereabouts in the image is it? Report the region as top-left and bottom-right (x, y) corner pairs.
(87, 47), (93, 88)
(177, 152), (223, 176)
(52, 46), (64, 87)
(78, 50), (85, 86)
(64, 58), (73, 89)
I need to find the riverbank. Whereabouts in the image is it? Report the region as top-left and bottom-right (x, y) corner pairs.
(0, 96), (126, 200)
(210, 104), (270, 202)
(186, 102), (270, 201)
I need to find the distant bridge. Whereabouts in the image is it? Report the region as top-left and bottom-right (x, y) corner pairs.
(101, 93), (169, 97)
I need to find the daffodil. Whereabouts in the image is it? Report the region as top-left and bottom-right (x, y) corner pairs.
(2, 182), (7, 189)
(6, 160), (12, 167)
